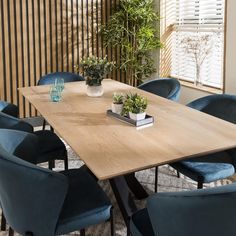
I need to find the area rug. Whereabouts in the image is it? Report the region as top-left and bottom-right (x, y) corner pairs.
(0, 143), (233, 236)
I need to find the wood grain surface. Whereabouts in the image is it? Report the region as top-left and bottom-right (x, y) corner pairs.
(19, 79), (236, 180)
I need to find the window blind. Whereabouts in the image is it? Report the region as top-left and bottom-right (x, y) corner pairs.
(170, 0), (225, 88)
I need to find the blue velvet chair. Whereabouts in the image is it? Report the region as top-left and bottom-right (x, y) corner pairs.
(0, 129), (114, 236)
(130, 182), (236, 236)
(38, 72), (85, 130)
(138, 78), (181, 101)
(170, 94), (236, 189)
(138, 78), (181, 193)
(0, 100), (18, 117)
(0, 111), (68, 170)
(37, 71), (84, 85)
(0, 100), (18, 232)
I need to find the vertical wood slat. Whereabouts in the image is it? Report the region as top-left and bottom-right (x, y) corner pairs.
(1, 0), (7, 100)
(0, 0), (125, 118)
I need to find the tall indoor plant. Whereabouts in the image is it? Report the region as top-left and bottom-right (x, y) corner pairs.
(101, 0), (162, 86)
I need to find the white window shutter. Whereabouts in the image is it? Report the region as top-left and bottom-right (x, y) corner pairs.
(169, 0), (225, 88)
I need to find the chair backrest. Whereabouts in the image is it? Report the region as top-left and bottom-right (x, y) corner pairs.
(0, 143), (68, 236)
(0, 111), (33, 133)
(37, 72), (85, 85)
(138, 78), (181, 101)
(0, 100), (18, 118)
(0, 129), (40, 164)
(187, 94), (236, 124)
(147, 183), (236, 236)
(188, 94), (236, 162)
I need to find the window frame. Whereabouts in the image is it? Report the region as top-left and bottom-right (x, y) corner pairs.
(159, 0), (227, 92)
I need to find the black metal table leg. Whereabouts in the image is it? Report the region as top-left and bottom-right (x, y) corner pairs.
(124, 173), (148, 200)
(109, 176), (138, 229)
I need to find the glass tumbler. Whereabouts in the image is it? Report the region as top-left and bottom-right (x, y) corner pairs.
(50, 85), (62, 102)
(55, 78), (65, 92)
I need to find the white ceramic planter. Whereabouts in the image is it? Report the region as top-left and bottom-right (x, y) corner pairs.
(129, 112), (146, 121)
(111, 103), (123, 115)
(86, 85), (103, 97)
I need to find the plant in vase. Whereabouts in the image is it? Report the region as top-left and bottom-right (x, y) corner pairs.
(112, 93), (124, 115)
(123, 93), (148, 121)
(75, 56), (115, 97)
(181, 34), (214, 86)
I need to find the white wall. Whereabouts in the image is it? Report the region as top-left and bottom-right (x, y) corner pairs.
(224, 0), (236, 94)
(179, 87), (210, 105)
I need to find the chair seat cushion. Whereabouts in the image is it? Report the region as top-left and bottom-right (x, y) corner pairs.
(55, 167), (111, 234)
(171, 152), (235, 183)
(34, 130), (67, 163)
(130, 208), (154, 236)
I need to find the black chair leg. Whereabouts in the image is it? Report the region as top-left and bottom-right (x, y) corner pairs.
(48, 160), (55, 170)
(155, 167), (158, 193)
(80, 228), (85, 236)
(42, 119), (46, 130)
(177, 171), (180, 178)
(9, 227), (14, 236)
(64, 157), (68, 170)
(197, 181), (203, 189)
(127, 224), (130, 236)
(1, 212), (6, 231)
(43, 119), (54, 132)
(110, 207), (115, 236)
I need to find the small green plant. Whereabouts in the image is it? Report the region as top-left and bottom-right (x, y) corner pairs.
(113, 93), (124, 104)
(123, 93), (148, 114)
(75, 56), (115, 86)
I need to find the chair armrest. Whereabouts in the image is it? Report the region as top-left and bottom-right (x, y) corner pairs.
(0, 101), (18, 117)
(0, 129), (40, 164)
(0, 112), (33, 132)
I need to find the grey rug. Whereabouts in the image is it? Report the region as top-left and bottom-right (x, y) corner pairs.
(0, 143), (233, 236)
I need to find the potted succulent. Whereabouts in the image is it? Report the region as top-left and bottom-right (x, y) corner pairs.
(111, 93), (124, 115)
(76, 56), (115, 97)
(123, 93), (148, 121)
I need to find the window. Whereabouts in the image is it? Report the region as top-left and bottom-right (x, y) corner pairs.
(160, 0), (225, 89)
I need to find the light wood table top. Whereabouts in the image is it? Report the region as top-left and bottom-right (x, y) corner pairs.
(19, 79), (236, 180)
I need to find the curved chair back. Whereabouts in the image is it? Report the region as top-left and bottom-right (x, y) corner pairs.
(0, 111), (33, 133)
(0, 129), (40, 164)
(138, 78), (181, 101)
(37, 72), (84, 85)
(0, 142), (68, 236)
(187, 94), (236, 161)
(0, 101), (18, 117)
(187, 94), (236, 124)
(147, 183), (236, 236)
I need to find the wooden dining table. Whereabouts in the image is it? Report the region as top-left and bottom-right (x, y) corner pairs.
(19, 79), (236, 228)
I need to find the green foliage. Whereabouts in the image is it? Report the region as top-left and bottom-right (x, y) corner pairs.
(113, 93), (124, 104)
(75, 56), (115, 86)
(123, 93), (148, 114)
(101, 0), (162, 86)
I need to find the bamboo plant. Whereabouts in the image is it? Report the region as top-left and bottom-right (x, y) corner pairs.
(101, 0), (162, 86)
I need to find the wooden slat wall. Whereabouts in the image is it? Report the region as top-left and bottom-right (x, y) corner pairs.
(0, 0), (124, 118)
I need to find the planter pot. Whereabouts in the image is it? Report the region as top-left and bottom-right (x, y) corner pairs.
(86, 85), (103, 97)
(111, 103), (123, 115)
(129, 112), (146, 121)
